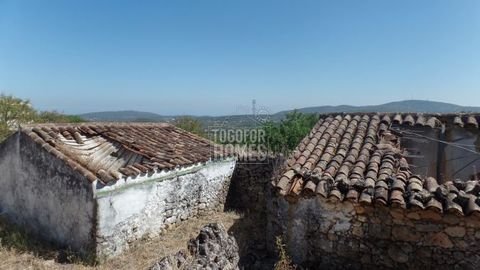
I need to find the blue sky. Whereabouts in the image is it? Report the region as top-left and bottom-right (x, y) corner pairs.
(0, 0), (479, 115)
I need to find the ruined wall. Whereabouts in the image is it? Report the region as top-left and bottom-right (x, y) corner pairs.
(443, 127), (480, 181)
(95, 158), (236, 258)
(226, 156), (284, 213)
(0, 132), (96, 255)
(224, 156), (284, 257)
(397, 125), (480, 183)
(267, 196), (480, 269)
(398, 126), (439, 178)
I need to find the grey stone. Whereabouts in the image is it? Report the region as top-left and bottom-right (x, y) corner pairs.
(392, 226), (421, 242)
(333, 220), (351, 232)
(416, 224), (443, 232)
(425, 232), (454, 248)
(150, 223), (239, 270)
(388, 245), (409, 263)
(445, 226), (466, 238)
(165, 216), (176, 224)
(368, 223), (391, 239)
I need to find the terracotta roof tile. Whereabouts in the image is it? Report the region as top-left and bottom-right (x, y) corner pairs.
(21, 122), (224, 184)
(273, 113), (480, 216)
(467, 116), (478, 128)
(454, 116), (464, 127)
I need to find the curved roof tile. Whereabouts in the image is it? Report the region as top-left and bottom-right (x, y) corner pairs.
(21, 122), (223, 184)
(273, 113), (480, 216)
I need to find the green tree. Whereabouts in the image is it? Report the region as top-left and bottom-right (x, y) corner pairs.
(173, 116), (205, 137)
(0, 94), (37, 141)
(263, 111), (318, 153)
(0, 94), (86, 142)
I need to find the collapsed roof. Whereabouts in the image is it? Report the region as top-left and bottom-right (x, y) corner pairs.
(21, 123), (224, 184)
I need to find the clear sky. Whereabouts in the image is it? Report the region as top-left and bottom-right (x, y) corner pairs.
(0, 0), (479, 115)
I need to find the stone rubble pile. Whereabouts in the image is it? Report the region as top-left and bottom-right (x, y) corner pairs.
(150, 223), (240, 270)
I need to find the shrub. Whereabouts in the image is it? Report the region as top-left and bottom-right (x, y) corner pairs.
(274, 236), (296, 270)
(263, 111), (318, 154)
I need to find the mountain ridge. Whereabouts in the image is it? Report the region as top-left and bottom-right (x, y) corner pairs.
(274, 100), (480, 117)
(78, 100), (480, 123)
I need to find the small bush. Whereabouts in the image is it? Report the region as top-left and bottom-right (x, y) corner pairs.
(263, 111), (319, 154)
(274, 236), (296, 270)
(173, 116), (206, 137)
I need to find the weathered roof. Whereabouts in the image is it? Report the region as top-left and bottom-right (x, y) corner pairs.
(273, 113), (480, 217)
(21, 122), (223, 184)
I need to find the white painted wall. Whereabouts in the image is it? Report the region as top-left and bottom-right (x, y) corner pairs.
(0, 132), (95, 256)
(95, 158), (236, 258)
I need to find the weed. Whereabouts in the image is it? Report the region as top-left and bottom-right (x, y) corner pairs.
(0, 217), (31, 251)
(274, 236), (296, 270)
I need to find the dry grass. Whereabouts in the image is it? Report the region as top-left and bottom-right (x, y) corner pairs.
(0, 211), (242, 270)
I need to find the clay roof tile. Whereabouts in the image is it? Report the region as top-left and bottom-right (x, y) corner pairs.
(273, 113), (480, 217)
(21, 122), (221, 184)
(466, 116), (478, 128)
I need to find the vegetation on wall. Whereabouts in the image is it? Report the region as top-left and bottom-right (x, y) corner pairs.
(274, 236), (297, 270)
(0, 94), (85, 142)
(263, 111), (319, 154)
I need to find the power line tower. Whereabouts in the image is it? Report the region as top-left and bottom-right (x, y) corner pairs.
(252, 99), (256, 117)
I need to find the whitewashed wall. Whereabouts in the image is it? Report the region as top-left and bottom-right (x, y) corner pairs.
(95, 158), (236, 258)
(0, 132), (96, 256)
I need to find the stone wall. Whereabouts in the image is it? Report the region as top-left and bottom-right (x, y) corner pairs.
(0, 132), (96, 256)
(95, 158), (236, 259)
(267, 195), (480, 269)
(225, 156), (284, 257)
(226, 156), (285, 214)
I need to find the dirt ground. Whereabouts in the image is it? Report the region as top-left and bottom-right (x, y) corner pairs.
(0, 212), (242, 270)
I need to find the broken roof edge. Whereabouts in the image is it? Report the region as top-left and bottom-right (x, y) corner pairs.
(272, 172), (480, 217)
(94, 156), (236, 197)
(20, 129), (99, 182)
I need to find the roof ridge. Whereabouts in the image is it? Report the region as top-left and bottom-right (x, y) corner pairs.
(20, 122), (173, 130)
(318, 112), (480, 117)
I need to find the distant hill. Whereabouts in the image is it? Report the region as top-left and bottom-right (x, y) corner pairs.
(79, 100), (480, 126)
(79, 110), (172, 122)
(274, 100), (480, 117)
(79, 111), (269, 128)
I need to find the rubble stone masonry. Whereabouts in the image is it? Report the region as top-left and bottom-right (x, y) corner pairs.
(267, 195), (480, 269)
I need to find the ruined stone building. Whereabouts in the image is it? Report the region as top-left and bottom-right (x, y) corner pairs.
(2, 114), (480, 268)
(270, 113), (480, 269)
(0, 123), (235, 259)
